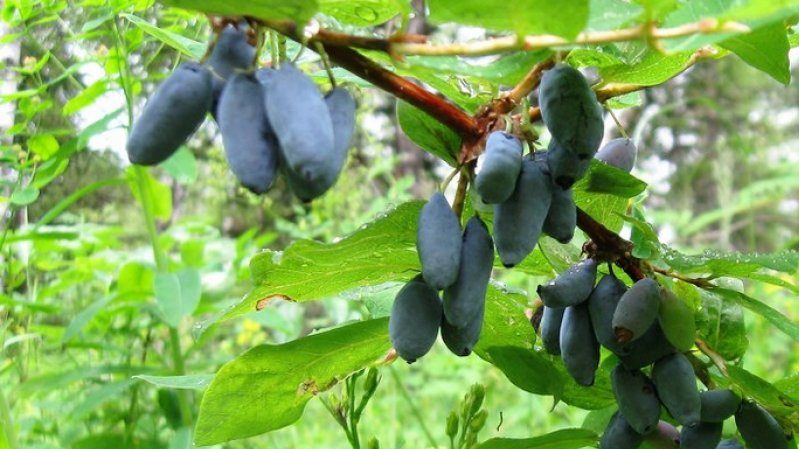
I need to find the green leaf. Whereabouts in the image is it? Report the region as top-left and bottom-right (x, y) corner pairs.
(480, 345), (566, 398)
(581, 406), (616, 434)
(623, 207), (661, 259)
(133, 374), (213, 390)
(81, 11), (114, 32)
(658, 286), (696, 351)
(569, 162), (645, 234)
(319, 0), (405, 25)
(696, 286), (748, 360)
(159, 0), (318, 24)
(396, 101), (460, 166)
(34, 177), (126, 226)
(724, 1), (799, 29)
(605, 91), (643, 109)
(633, 0), (679, 21)
(775, 373), (799, 402)
(427, 0), (589, 39)
(160, 147), (198, 185)
(121, 13), (205, 59)
(28, 134), (59, 160)
(747, 272), (799, 295)
(154, 269), (202, 328)
(721, 23), (791, 85)
(405, 51), (551, 86)
(579, 160), (647, 198)
(711, 287), (799, 343)
(567, 48), (624, 69)
(397, 64), (488, 112)
(539, 236), (583, 273)
(62, 295), (113, 343)
(474, 428), (598, 449)
(10, 185), (40, 206)
(662, 248), (799, 277)
(476, 286), (533, 349)
(63, 80), (107, 116)
(587, 0), (643, 31)
(227, 201), (422, 320)
(117, 261), (155, 297)
(573, 193), (627, 234)
(660, 0), (739, 51)
(32, 156), (69, 189)
(194, 318), (391, 445)
(599, 51), (694, 86)
(727, 366), (799, 425)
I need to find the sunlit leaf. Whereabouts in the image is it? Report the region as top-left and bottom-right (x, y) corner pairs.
(158, 0), (318, 24)
(195, 319), (391, 445)
(427, 0), (589, 39)
(397, 101), (460, 166)
(474, 428), (599, 449)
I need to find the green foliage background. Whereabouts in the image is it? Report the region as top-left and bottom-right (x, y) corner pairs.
(1, 0), (799, 448)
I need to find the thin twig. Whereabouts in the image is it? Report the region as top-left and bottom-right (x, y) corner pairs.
(452, 164), (472, 221)
(257, 17), (746, 57)
(315, 42), (337, 88)
(652, 266), (713, 288)
(695, 339), (729, 376)
(503, 56), (557, 106)
(441, 167), (460, 192)
(389, 20), (747, 56)
(605, 106), (630, 139)
(321, 396), (355, 443)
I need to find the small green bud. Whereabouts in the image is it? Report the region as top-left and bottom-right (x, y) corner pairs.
(367, 437), (379, 449)
(446, 411), (460, 439)
(460, 393), (473, 420)
(364, 368), (380, 393)
(469, 384), (486, 416)
(469, 409), (488, 432)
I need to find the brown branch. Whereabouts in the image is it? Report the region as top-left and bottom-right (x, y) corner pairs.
(322, 45), (481, 139)
(577, 208), (644, 281)
(256, 19), (393, 52)
(497, 57), (557, 113)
